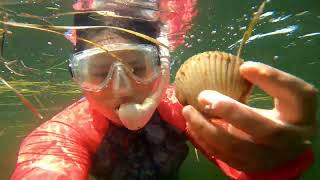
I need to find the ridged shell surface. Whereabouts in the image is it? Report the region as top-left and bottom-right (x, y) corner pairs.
(175, 51), (252, 116)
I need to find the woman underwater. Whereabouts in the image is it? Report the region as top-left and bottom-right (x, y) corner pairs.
(11, 0), (317, 179)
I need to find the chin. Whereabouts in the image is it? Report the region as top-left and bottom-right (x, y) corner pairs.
(105, 109), (123, 127)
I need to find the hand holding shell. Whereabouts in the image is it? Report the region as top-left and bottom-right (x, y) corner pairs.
(175, 51), (253, 117)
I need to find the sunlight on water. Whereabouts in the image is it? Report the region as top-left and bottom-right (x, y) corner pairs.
(299, 32), (320, 38)
(228, 25), (299, 50)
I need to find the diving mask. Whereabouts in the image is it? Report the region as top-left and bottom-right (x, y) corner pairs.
(69, 43), (161, 92)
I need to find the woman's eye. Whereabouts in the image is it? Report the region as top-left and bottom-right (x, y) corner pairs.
(132, 66), (147, 76)
(91, 71), (108, 77)
(89, 66), (110, 77)
(89, 63), (111, 76)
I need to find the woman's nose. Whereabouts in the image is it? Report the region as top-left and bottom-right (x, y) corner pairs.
(112, 65), (133, 95)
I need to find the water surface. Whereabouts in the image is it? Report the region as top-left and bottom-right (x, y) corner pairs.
(0, 0), (319, 179)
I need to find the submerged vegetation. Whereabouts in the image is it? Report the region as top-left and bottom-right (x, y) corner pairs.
(0, 2), (167, 119)
(0, 80), (81, 95)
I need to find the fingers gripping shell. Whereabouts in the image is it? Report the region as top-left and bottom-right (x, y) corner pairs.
(175, 51), (252, 116)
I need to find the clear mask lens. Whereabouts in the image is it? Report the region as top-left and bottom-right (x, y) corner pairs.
(70, 44), (160, 91)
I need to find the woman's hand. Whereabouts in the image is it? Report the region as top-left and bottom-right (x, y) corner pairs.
(182, 61), (318, 172)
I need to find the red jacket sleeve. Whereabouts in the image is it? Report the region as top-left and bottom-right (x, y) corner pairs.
(158, 85), (314, 180)
(11, 99), (109, 180)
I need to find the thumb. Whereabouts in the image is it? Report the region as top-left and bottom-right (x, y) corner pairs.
(197, 90), (279, 138)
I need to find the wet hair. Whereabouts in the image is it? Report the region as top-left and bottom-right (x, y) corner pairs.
(73, 13), (161, 52)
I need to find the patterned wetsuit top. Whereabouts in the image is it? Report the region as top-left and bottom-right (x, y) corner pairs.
(90, 111), (189, 180)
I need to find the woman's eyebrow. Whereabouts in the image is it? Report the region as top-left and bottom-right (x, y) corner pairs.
(119, 52), (145, 63)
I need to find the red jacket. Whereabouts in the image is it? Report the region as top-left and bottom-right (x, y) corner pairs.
(11, 86), (313, 180)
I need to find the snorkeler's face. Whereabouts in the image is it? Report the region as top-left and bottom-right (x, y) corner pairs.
(81, 32), (161, 126)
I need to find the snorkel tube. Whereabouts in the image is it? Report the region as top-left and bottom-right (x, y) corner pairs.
(118, 56), (169, 130)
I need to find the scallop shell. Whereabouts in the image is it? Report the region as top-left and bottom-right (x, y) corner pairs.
(175, 51), (252, 117)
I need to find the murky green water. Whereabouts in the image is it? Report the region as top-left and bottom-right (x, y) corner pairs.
(0, 0), (319, 179)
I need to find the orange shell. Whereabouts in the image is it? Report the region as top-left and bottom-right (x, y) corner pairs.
(175, 51), (252, 116)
